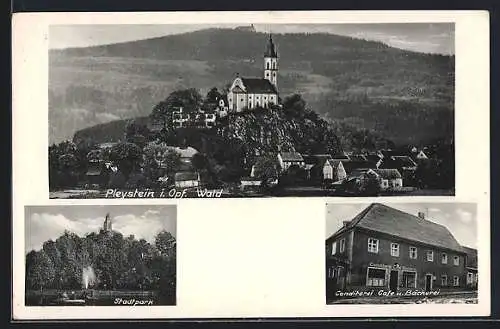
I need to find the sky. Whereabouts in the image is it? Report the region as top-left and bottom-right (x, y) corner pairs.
(325, 203), (477, 249)
(49, 23), (454, 55)
(25, 205), (177, 253)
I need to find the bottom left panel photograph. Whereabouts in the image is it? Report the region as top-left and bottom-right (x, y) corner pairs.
(24, 204), (177, 306)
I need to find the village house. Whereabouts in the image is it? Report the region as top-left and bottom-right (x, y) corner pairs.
(369, 169), (403, 191)
(171, 107), (217, 129)
(240, 176), (262, 190)
(277, 152), (305, 172)
(326, 203), (471, 298)
(227, 35), (279, 112)
(174, 171), (200, 188)
(303, 154), (347, 183)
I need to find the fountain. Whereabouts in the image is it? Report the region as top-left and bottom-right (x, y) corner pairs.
(82, 266), (96, 289)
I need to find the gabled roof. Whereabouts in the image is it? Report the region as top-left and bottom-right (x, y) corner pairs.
(241, 78), (278, 94)
(327, 159), (344, 169)
(343, 161), (377, 173)
(372, 168), (402, 179)
(332, 153), (350, 161)
(280, 152), (304, 162)
(328, 203), (465, 253)
(348, 154), (367, 162)
(171, 146), (198, 158)
(379, 156), (417, 170)
(302, 154), (332, 165)
(175, 171), (199, 181)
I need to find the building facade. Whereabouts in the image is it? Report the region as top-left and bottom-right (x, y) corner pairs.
(227, 35), (279, 112)
(326, 204), (470, 298)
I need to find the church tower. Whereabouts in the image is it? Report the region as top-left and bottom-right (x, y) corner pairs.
(103, 213), (112, 232)
(264, 34), (278, 89)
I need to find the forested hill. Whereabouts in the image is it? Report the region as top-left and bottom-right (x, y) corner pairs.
(50, 28), (454, 146)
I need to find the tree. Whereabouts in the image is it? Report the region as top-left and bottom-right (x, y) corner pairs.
(205, 87), (222, 104)
(109, 142), (143, 178)
(283, 94), (307, 118)
(252, 155), (280, 186)
(150, 88), (204, 127)
(155, 231), (176, 257)
(143, 143), (182, 181)
(26, 250), (56, 291)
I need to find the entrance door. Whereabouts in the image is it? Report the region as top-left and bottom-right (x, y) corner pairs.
(425, 274), (433, 291)
(389, 270), (398, 291)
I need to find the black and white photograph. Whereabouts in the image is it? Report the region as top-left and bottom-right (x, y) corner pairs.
(24, 205), (177, 306)
(48, 23), (455, 199)
(325, 202), (478, 304)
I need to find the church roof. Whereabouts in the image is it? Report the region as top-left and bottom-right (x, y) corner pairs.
(241, 78), (278, 94)
(264, 35), (278, 58)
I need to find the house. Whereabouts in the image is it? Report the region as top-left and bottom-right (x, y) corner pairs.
(174, 171), (200, 188)
(462, 246), (478, 289)
(326, 203), (470, 298)
(278, 152), (305, 171)
(379, 155), (418, 172)
(304, 155), (347, 183)
(171, 146), (199, 171)
(240, 176), (262, 189)
(416, 150), (429, 160)
(227, 35), (279, 112)
(370, 169), (403, 191)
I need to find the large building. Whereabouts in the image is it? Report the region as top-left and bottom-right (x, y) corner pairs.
(227, 35), (279, 112)
(326, 203), (475, 298)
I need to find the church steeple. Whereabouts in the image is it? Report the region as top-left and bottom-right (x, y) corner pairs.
(264, 34), (278, 89)
(103, 213), (112, 232)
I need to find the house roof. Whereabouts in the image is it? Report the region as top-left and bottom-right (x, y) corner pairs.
(327, 159), (343, 169)
(379, 156), (417, 170)
(348, 154), (367, 162)
(171, 146), (199, 158)
(302, 154), (332, 165)
(332, 153), (350, 161)
(86, 162), (104, 176)
(175, 171), (199, 181)
(280, 152), (304, 162)
(241, 176), (262, 182)
(241, 78), (278, 94)
(343, 161), (377, 173)
(328, 203), (465, 253)
(372, 168), (402, 179)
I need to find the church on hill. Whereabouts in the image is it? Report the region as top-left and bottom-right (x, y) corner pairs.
(227, 35), (280, 113)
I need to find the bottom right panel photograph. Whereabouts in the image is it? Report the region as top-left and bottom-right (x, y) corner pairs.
(325, 202), (478, 305)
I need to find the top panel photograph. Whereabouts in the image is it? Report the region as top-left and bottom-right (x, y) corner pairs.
(48, 23), (455, 199)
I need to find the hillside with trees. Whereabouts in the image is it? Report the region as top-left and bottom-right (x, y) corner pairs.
(50, 28), (454, 146)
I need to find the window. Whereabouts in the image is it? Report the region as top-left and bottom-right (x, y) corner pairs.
(368, 238), (379, 253)
(266, 62), (270, 69)
(390, 243), (400, 257)
(427, 250), (434, 262)
(367, 268), (386, 287)
(441, 275), (447, 286)
(441, 253), (448, 264)
(409, 246), (418, 259)
(402, 271), (417, 288)
(453, 276), (459, 286)
(453, 256), (459, 266)
(467, 272), (474, 284)
(331, 242), (337, 255)
(339, 239), (346, 253)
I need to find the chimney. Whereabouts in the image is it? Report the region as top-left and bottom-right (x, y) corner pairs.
(417, 212), (425, 220)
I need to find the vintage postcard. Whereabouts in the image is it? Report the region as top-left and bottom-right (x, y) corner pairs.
(325, 202), (478, 305)
(24, 205), (177, 307)
(12, 10), (490, 320)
